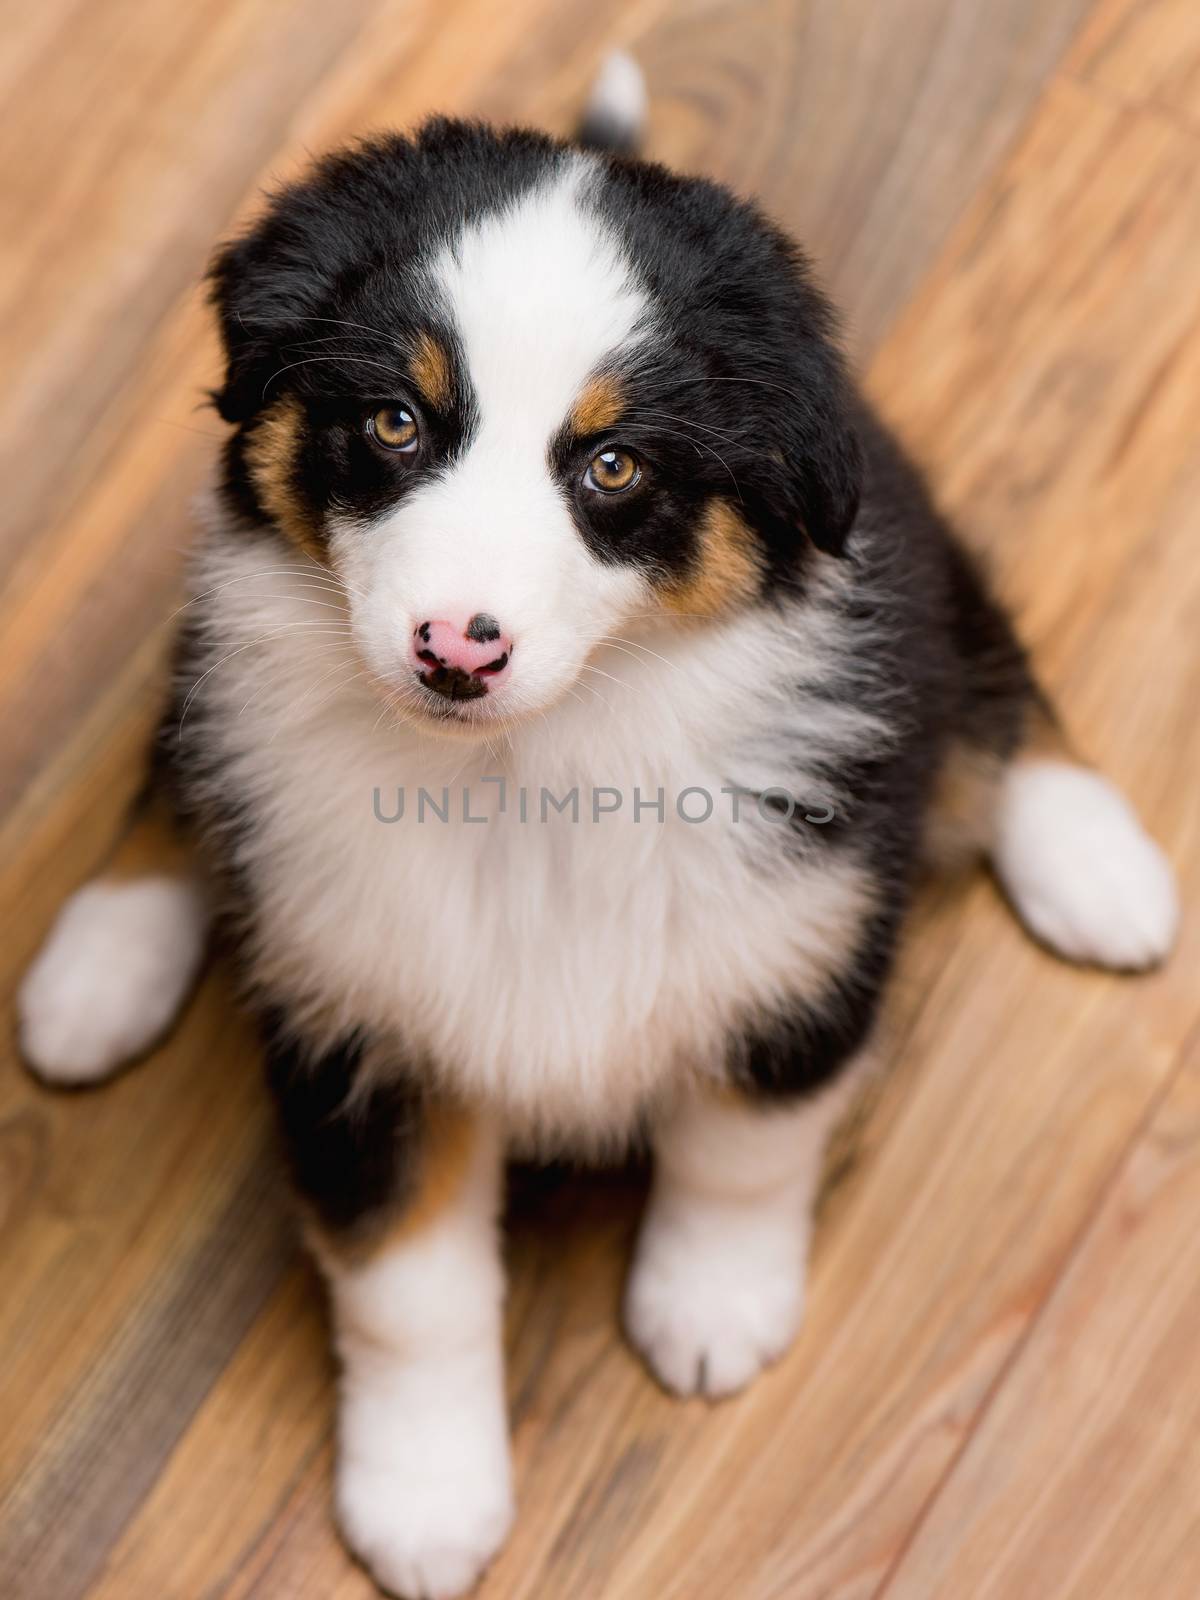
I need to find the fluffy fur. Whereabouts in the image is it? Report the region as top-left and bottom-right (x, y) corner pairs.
(20, 876), (207, 1084)
(18, 56), (1178, 1600)
(994, 759), (1177, 968)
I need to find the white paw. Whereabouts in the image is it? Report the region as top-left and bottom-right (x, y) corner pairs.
(337, 1436), (513, 1600)
(625, 1204), (806, 1399)
(995, 761), (1178, 971)
(18, 877), (207, 1085)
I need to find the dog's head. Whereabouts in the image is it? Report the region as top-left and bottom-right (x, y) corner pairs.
(210, 120), (861, 731)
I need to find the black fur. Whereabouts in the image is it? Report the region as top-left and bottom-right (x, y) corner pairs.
(731, 905), (901, 1098)
(261, 1011), (424, 1237)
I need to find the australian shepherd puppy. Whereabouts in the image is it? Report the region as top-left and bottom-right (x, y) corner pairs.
(19, 52), (1177, 1600)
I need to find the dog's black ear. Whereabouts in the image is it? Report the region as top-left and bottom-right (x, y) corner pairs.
(727, 239), (863, 561)
(208, 229), (287, 425)
(207, 185), (353, 425)
(206, 135), (418, 425)
(779, 365), (863, 558)
(767, 278), (863, 559)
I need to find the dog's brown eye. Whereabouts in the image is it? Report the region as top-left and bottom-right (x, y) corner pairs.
(584, 448), (640, 494)
(368, 405), (419, 453)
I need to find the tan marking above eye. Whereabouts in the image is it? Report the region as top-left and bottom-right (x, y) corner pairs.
(569, 373), (624, 437)
(411, 331), (452, 411)
(369, 405), (419, 451)
(585, 448), (640, 493)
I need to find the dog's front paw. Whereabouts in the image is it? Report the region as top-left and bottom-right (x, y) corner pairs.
(624, 1203), (805, 1399)
(336, 1424), (513, 1599)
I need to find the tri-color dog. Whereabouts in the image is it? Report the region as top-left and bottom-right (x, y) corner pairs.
(18, 52), (1177, 1600)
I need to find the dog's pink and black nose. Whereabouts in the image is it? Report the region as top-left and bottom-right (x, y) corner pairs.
(413, 614), (513, 700)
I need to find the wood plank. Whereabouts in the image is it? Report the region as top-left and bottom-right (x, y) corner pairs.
(84, 1270), (331, 1600)
(0, 980), (291, 1600)
(880, 1020), (1200, 1600)
(868, 74), (1200, 674)
(632, 0), (1095, 358)
(1070, 0), (1200, 128)
(0, 0), (383, 566)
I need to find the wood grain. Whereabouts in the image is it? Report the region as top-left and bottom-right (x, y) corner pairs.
(632, 0), (1095, 357)
(1, 1), (1198, 1596)
(882, 1026), (1200, 1600)
(1070, 0), (1200, 127)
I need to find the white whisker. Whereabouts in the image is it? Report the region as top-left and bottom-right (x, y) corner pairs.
(598, 637), (681, 675)
(237, 640), (357, 717)
(261, 353), (412, 401)
(269, 658), (370, 740)
(168, 562), (367, 624)
(177, 624), (361, 733)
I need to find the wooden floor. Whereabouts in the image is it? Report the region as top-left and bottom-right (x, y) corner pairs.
(2, 1), (1198, 1594)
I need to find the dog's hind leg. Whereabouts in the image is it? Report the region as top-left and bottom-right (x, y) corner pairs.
(18, 786), (209, 1085)
(925, 537), (1177, 973)
(987, 700), (1178, 971)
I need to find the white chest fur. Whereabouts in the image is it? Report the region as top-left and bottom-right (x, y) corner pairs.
(186, 535), (881, 1145)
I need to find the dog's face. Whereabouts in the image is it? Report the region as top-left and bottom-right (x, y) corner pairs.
(212, 122), (861, 731)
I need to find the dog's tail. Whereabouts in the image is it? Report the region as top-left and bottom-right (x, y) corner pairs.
(576, 49), (648, 157)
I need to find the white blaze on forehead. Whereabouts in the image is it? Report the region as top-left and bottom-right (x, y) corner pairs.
(431, 161), (647, 443)
(332, 161), (653, 716)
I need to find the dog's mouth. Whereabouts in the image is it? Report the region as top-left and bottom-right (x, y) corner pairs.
(414, 691), (492, 725)
(368, 672), (517, 738)
(415, 662), (490, 702)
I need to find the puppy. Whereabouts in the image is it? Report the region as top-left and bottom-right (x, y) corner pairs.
(18, 52), (1178, 1600)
